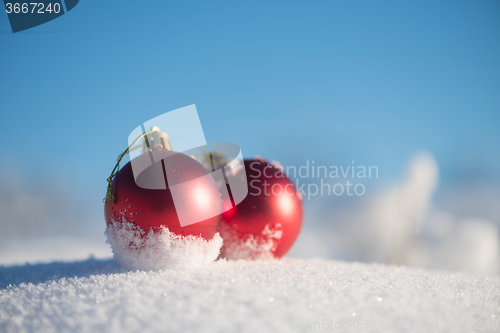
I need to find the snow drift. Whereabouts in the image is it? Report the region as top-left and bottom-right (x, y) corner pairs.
(1, 258), (499, 333)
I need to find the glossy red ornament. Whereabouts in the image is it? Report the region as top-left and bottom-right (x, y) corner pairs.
(104, 150), (222, 240)
(220, 158), (303, 259)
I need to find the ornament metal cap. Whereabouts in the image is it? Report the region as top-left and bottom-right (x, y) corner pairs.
(142, 126), (172, 153)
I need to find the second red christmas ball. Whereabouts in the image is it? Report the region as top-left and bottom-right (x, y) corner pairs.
(219, 158), (303, 259)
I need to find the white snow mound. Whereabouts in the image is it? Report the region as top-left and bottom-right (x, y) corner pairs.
(105, 219), (222, 271)
(1, 259), (499, 333)
(219, 222), (283, 260)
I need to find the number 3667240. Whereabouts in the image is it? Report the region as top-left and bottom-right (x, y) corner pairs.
(5, 3), (61, 14)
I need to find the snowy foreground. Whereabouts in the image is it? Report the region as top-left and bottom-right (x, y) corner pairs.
(1, 258), (499, 333)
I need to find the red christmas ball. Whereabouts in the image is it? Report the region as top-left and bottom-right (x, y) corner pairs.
(220, 158), (303, 259)
(104, 150), (222, 240)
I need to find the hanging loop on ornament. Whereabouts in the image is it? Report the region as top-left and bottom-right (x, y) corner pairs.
(103, 127), (173, 204)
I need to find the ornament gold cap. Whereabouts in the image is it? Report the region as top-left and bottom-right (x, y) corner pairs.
(142, 126), (172, 153)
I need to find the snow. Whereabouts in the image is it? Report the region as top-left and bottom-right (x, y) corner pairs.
(219, 221), (283, 260)
(105, 219), (222, 271)
(0, 237), (111, 266)
(1, 258), (499, 333)
(290, 153), (500, 275)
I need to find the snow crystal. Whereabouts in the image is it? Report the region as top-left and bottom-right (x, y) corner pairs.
(105, 219), (222, 271)
(219, 222), (283, 260)
(1, 258), (499, 333)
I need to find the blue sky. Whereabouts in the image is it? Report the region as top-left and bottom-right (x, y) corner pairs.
(0, 0), (499, 212)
